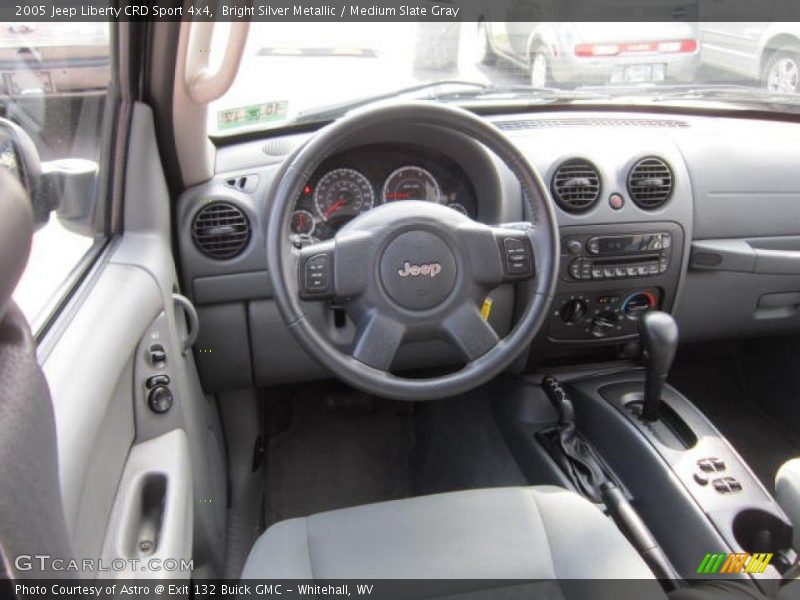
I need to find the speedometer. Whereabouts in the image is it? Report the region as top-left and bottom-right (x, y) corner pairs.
(382, 166), (441, 204)
(314, 168), (375, 223)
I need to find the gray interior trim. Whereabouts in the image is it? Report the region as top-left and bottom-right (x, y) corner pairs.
(42, 263), (161, 557)
(99, 429), (193, 578)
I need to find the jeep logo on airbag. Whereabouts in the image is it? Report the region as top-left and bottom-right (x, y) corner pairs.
(398, 261), (442, 278)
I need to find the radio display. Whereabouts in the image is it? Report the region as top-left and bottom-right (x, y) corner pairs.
(599, 236), (635, 254)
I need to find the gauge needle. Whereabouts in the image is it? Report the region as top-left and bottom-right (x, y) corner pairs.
(385, 193), (410, 200)
(324, 199), (345, 218)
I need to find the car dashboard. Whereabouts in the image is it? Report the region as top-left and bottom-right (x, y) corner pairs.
(177, 110), (800, 392)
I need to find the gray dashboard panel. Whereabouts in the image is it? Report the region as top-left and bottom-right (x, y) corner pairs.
(181, 110), (800, 388)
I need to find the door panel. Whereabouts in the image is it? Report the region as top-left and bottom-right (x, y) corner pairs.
(38, 103), (227, 578)
(42, 263), (161, 562)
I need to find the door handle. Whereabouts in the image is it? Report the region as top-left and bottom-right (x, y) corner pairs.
(172, 293), (198, 355)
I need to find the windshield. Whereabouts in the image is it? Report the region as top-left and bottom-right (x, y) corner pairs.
(211, 21), (800, 135)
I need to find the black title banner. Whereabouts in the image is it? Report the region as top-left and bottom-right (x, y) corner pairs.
(7, 578), (700, 600)
(0, 0), (798, 23)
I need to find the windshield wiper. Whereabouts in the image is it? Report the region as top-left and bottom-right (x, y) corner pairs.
(292, 80), (490, 125)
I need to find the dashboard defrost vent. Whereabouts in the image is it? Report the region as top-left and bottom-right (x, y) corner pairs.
(627, 157), (673, 209)
(192, 202), (251, 259)
(551, 159), (601, 213)
(496, 118), (689, 131)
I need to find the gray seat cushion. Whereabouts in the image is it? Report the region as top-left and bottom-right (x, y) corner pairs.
(242, 485), (660, 583)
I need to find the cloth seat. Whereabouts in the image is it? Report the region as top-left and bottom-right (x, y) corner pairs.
(242, 485), (665, 595)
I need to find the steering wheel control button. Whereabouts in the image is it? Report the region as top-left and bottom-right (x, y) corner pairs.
(147, 385), (173, 414)
(502, 237), (534, 278)
(609, 193), (624, 210)
(303, 253), (331, 296)
(380, 231), (457, 310)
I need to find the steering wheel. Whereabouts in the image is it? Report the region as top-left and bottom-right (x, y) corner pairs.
(267, 102), (559, 401)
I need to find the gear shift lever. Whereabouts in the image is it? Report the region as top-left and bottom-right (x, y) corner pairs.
(639, 311), (679, 422)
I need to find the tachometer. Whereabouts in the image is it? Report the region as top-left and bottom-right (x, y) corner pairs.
(314, 168), (375, 223)
(382, 166), (441, 203)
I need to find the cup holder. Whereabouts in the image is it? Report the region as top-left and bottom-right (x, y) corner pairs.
(732, 509), (793, 553)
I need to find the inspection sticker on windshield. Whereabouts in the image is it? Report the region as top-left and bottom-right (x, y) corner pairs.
(217, 101), (288, 131)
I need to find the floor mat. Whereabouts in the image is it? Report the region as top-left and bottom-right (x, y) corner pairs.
(265, 394), (414, 525)
(669, 351), (800, 492)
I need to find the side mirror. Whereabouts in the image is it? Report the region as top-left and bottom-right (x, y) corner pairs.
(0, 117), (98, 235)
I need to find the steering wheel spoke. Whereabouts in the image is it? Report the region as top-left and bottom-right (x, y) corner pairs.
(352, 313), (407, 371)
(297, 230), (376, 301)
(297, 241), (336, 301)
(460, 221), (537, 288)
(442, 302), (500, 362)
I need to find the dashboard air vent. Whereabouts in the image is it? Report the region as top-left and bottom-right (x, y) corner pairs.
(551, 159), (601, 213)
(192, 202), (251, 259)
(627, 157), (673, 209)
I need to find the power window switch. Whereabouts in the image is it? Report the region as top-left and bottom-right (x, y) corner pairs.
(148, 343), (167, 366)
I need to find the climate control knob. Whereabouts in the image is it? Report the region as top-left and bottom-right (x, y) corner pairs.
(623, 291), (656, 319)
(560, 298), (589, 324)
(590, 309), (619, 338)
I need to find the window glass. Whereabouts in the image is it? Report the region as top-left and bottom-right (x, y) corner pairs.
(1, 22), (111, 327)
(211, 21), (800, 136)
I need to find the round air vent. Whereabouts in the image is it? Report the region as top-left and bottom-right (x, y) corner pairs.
(551, 159), (601, 213)
(627, 157), (673, 209)
(191, 201), (251, 259)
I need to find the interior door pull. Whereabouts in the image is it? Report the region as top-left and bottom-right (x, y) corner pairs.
(173, 293), (199, 355)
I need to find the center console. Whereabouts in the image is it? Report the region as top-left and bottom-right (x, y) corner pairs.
(559, 313), (794, 589)
(549, 222), (684, 343)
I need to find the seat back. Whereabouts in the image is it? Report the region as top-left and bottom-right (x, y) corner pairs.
(0, 169), (75, 579)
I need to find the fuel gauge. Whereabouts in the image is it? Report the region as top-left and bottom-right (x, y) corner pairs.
(291, 209), (315, 236)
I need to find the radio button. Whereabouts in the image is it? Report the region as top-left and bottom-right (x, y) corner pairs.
(662, 234), (671, 249)
(626, 266), (638, 277)
(592, 267), (604, 279)
(647, 263), (659, 275)
(636, 265), (648, 276)
(615, 266), (626, 277)
(566, 238), (583, 255)
(587, 238), (600, 254)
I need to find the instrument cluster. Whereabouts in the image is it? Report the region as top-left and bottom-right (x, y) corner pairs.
(290, 144), (478, 242)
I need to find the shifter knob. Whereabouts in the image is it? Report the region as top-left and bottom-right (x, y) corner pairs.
(639, 311), (678, 422)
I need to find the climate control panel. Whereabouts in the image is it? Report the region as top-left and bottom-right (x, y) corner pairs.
(550, 288), (661, 341)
